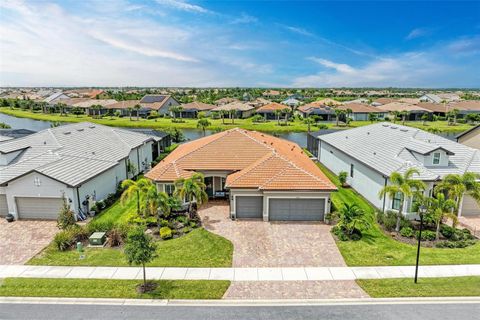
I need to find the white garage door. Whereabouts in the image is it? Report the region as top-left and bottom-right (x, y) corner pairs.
(0, 194), (8, 217)
(462, 195), (480, 217)
(16, 197), (64, 220)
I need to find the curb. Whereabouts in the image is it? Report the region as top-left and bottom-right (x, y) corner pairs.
(0, 296), (479, 306)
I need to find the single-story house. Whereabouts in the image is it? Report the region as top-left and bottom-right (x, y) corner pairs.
(44, 91), (70, 104)
(370, 98), (395, 107)
(447, 100), (480, 117)
(416, 102), (447, 117)
(262, 90), (281, 98)
(139, 95), (180, 115)
(255, 102), (289, 120)
(297, 104), (336, 120)
(314, 98), (342, 106)
(0, 122), (156, 220)
(419, 94), (442, 104)
(127, 129), (171, 160)
(211, 102), (255, 119)
(337, 103), (388, 121)
(215, 97), (239, 106)
(282, 98), (301, 108)
(177, 101), (216, 118)
(306, 129), (346, 157)
(377, 102), (432, 120)
(146, 128), (336, 221)
(318, 122), (480, 217)
(104, 100), (145, 117)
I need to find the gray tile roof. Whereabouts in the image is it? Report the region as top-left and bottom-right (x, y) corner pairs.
(0, 122), (155, 186)
(319, 122), (480, 181)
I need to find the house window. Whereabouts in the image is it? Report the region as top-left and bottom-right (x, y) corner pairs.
(350, 164), (354, 178)
(433, 152), (441, 165)
(164, 184), (175, 196)
(392, 192), (402, 210)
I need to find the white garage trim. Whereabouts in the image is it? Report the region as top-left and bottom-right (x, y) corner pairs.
(265, 195), (329, 222)
(16, 196), (64, 220)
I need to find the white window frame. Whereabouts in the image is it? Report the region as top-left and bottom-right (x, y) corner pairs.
(433, 152), (441, 165)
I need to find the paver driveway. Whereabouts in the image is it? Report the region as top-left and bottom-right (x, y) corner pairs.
(459, 216), (480, 238)
(0, 219), (58, 265)
(199, 200), (346, 267)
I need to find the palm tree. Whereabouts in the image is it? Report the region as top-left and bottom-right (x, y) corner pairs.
(379, 168), (426, 232)
(150, 110), (158, 122)
(334, 108), (345, 127)
(368, 113), (378, 123)
(400, 111), (409, 125)
(421, 113), (429, 126)
(436, 172), (480, 216)
(304, 117), (315, 132)
(169, 105), (181, 121)
(345, 108), (353, 122)
(134, 104), (142, 121)
(174, 173), (208, 217)
(426, 192), (457, 240)
(144, 185), (170, 219)
(220, 110), (228, 124)
(336, 203), (371, 236)
(197, 118), (211, 136)
(114, 110), (121, 119)
(126, 107), (133, 121)
(282, 108), (291, 125)
(274, 109), (282, 125)
(229, 109), (236, 124)
(121, 178), (154, 217)
(56, 103), (67, 116)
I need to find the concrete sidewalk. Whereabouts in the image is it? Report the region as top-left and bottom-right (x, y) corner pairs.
(1, 264), (479, 281)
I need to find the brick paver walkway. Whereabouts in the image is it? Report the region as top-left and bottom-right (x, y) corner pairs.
(224, 281), (368, 299)
(0, 219), (58, 264)
(459, 216), (480, 238)
(199, 201), (346, 267)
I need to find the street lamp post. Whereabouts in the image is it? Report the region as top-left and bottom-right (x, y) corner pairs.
(414, 205), (426, 284)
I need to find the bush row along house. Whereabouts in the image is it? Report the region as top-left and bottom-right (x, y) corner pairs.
(0, 123), (171, 220)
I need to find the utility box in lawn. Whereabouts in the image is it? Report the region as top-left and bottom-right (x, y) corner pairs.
(89, 232), (107, 246)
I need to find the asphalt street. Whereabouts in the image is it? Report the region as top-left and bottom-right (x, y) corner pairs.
(0, 302), (478, 320)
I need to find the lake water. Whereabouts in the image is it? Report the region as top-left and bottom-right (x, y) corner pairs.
(0, 113), (309, 146)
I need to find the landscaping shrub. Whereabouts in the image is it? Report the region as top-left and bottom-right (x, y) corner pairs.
(160, 226), (172, 240)
(451, 228), (475, 241)
(160, 219), (169, 227)
(400, 227), (414, 238)
(440, 224), (455, 239)
(182, 227), (192, 234)
(87, 220), (114, 234)
(338, 171), (348, 186)
(57, 198), (76, 230)
(415, 230), (436, 241)
(381, 211), (398, 231)
(435, 239), (477, 249)
(53, 231), (74, 251)
(108, 228), (124, 247)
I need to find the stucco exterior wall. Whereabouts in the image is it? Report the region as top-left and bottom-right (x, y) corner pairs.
(4, 172), (74, 218)
(319, 140), (386, 209)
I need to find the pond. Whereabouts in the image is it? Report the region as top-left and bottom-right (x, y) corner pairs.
(0, 113), (310, 146)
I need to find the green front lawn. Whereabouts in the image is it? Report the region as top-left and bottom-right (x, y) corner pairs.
(28, 228), (233, 267)
(0, 107), (472, 133)
(320, 163), (480, 266)
(357, 277), (480, 297)
(0, 278), (230, 299)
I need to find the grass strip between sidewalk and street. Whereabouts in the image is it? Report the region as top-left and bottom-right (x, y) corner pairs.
(0, 278), (230, 300)
(357, 276), (480, 297)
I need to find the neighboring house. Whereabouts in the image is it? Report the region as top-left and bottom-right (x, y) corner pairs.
(255, 102), (289, 120)
(211, 102), (255, 118)
(44, 92), (70, 104)
(447, 100), (480, 117)
(377, 102), (432, 120)
(70, 99), (118, 116)
(127, 129), (171, 160)
(139, 95), (180, 115)
(0, 123), (156, 220)
(419, 94), (442, 104)
(307, 129), (346, 157)
(178, 101), (216, 118)
(146, 128), (336, 221)
(215, 97), (238, 106)
(344, 98), (369, 104)
(262, 90), (281, 98)
(314, 98), (342, 106)
(438, 93), (461, 102)
(456, 124), (480, 150)
(416, 102), (447, 117)
(247, 97), (271, 108)
(282, 98), (301, 108)
(318, 123), (480, 217)
(104, 100), (144, 117)
(371, 98), (396, 107)
(297, 104), (336, 120)
(337, 103), (388, 121)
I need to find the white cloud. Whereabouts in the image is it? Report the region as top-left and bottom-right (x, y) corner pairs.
(231, 13), (258, 24)
(447, 35), (480, 56)
(281, 24), (314, 37)
(155, 0), (212, 14)
(406, 27), (432, 40)
(293, 52), (455, 87)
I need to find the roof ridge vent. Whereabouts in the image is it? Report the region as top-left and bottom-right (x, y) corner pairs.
(89, 125), (96, 129)
(391, 126), (398, 129)
(400, 129), (408, 132)
(63, 131), (71, 135)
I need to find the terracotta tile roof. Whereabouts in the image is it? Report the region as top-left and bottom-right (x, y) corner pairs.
(211, 102), (255, 112)
(256, 102), (288, 112)
(338, 103), (386, 113)
(104, 100), (141, 109)
(377, 102), (432, 113)
(146, 128), (336, 191)
(416, 102), (447, 113)
(180, 101), (216, 111)
(448, 100), (480, 111)
(372, 98), (396, 105)
(312, 98), (342, 106)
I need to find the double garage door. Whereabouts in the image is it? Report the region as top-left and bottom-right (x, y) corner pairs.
(16, 197), (64, 220)
(235, 196), (325, 221)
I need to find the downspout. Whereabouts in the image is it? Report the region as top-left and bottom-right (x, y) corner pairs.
(125, 158), (129, 179)
(318, 139), (322, 161)
(136, 147), (141, 175)
(382, 177), (388, 213)
(76, 186), (81, 216)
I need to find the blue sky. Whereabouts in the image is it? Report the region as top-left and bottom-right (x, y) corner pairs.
(1, 0), (479, 87)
